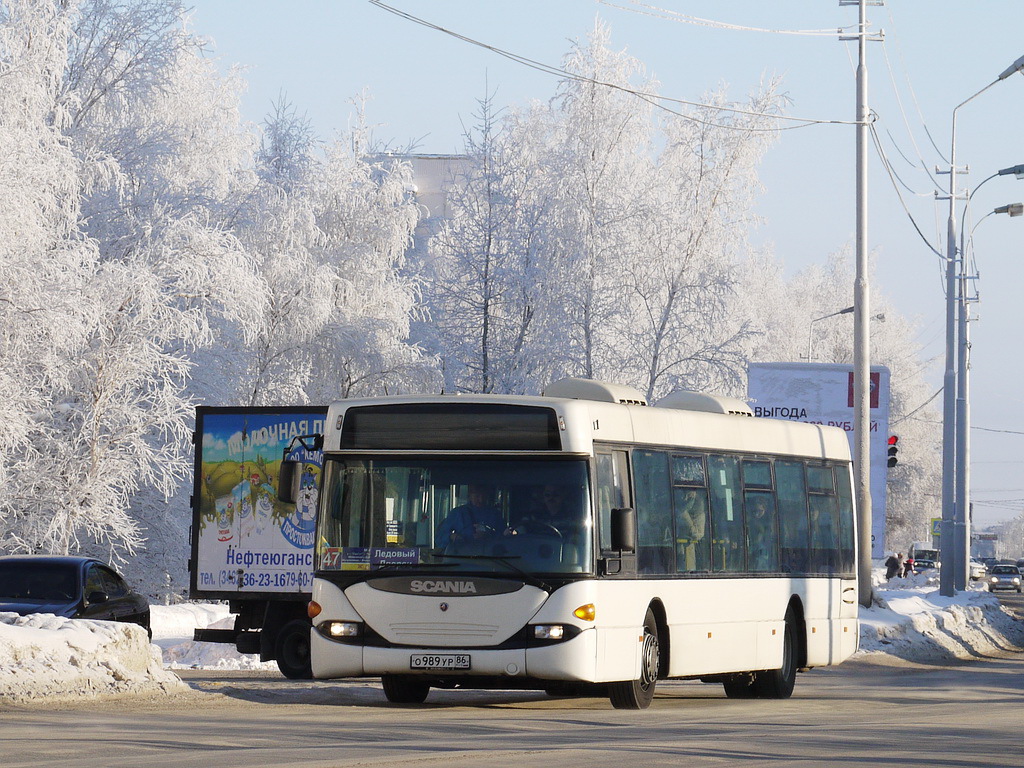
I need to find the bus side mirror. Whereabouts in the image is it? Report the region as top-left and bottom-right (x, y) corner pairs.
(278, 460), (299, 504)
(611, 507), (637, 553)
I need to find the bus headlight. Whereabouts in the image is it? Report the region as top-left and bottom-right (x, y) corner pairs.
(534, 625), (565, 640)
(320, 620), (361, 638)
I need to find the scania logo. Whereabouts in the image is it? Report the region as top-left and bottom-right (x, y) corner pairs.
(409, 579), (478, 594)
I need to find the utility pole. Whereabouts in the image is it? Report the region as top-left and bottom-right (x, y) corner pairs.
(937, 55), (1024, 595)
(840, 0), (881, 608)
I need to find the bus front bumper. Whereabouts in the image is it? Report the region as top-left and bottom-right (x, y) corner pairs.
(311, 626), (599, 683)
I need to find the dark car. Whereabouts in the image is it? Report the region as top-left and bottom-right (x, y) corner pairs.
(0, 555), (151, 636)
(911, 557), (937, 573)
(987, 564), (1022, 593)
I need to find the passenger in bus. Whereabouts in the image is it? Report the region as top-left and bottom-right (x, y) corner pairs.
(746, 495), (778, 571)
(675, 488), (708, 571)
(435, 485), (505, 548)
(808, 496), (838, 571)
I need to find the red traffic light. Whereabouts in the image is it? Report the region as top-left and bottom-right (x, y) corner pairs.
(887, 435), (899, 468)
(887, 435), (899, 446)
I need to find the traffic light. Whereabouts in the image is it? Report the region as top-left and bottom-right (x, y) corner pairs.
(887, 435), (899, 468)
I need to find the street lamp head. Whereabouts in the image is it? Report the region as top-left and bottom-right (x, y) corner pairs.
(994, 203), (1024, 217)
(997, 54), (1024, 81)
(997, 164), (1024, 179)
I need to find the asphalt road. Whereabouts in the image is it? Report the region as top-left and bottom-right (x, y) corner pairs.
(2, 591), (1022, 768)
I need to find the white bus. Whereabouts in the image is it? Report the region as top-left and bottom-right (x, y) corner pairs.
(292, 378), (858, 709)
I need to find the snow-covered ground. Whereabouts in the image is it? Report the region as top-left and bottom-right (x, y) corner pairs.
(2, 568), (1022, 705)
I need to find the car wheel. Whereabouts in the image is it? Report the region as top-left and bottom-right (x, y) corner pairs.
(609, 609), (660, 709)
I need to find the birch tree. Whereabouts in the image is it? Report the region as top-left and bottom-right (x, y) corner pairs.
(423, 93), (553, 393)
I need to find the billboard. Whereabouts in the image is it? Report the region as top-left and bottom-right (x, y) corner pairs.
(747, 362), (891, 559)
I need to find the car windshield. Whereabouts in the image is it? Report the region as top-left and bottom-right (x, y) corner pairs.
(316, 457), (593, 575)
(0, 562), (78, 601)
(992, 566), (1019, 575)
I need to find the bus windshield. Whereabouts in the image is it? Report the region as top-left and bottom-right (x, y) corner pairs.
(316, 457), (593, 575)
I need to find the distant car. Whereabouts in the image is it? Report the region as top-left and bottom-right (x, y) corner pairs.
(969, 560), (987, 580)
(1016, 558), (1024, 572)
(986, 564), (1023, 593)
(911, 557), (937, 573)
(0, 555), (150, 636)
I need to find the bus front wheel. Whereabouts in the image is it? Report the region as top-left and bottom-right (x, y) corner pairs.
(382, 675), (431, 704)
(609, 609), (659, 709)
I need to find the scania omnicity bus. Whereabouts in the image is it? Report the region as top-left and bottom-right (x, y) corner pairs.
(281, 378), (858, 709)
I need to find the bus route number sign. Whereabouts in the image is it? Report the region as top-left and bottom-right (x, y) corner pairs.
(410, 654), (471, 671)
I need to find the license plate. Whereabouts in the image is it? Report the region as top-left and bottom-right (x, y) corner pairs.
(409, 654), (471, 671)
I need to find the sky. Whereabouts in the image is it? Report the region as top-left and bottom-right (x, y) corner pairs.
(2, 579), (1021, 703)
(183, 1), (1024, 531)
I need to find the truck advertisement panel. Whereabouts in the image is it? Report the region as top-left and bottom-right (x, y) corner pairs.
(191, 407), (327, 599)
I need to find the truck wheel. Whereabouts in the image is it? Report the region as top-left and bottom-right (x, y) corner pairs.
(382, 675), (430, 704)
(275, 619), (313, 679)
(608, 609), (659, 709)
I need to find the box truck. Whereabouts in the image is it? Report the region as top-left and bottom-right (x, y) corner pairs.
(189, 406), (326, 678)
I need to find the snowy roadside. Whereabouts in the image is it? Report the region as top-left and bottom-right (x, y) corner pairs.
(0, 612), (186, 705)
(2, 574), (1022, 705)
(859, 571), (1024, 662)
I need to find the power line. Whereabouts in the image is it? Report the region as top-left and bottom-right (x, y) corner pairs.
(597, 0), (852, 37)
(868, 121), (944, 258)
(369, 0), (858, 133)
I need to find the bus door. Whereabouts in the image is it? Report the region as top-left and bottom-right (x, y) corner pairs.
(595, 448), (635, 576)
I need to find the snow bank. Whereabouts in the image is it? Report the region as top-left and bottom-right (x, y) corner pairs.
(859, 575), (1024, 662)
(0, 612), (186, 704)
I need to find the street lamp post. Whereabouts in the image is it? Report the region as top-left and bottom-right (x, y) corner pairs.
(953, 201), (1023, 584)
(806, 306), (854, 361)
(939, 57), (1024, 597)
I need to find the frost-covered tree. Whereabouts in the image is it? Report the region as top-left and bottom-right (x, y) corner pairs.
(422, 92), (553, 393)
(226, 101), (436, 406)
(425, 21), (784, 399)
(539, 20), (658, 383)
(622, 81), (783, 401)
(0, 0), (263, 577)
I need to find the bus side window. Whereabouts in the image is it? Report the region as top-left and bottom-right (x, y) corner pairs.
(634, 450), (673, 574)
(596, 450), (630, 550)
(808, 464), (840, 573)
(775, 460), (809, 574)
(670, 454), (709, 573)
(835, 466), (856, 574)
(707, 455), (744, 572)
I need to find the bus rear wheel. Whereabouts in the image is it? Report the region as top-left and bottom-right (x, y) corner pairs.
(609, 609), (659, 710)
(752, 609), (798, 699)
(382, 675), (431, 704)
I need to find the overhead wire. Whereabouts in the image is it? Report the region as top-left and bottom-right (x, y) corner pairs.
(369, 0), (857, 133)
(596, 0), (853, 37)
(868, 121), (944, 258)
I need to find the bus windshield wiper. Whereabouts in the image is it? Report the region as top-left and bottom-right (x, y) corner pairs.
(369, 561), (459, 574)
(436, 553), (551, 592)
